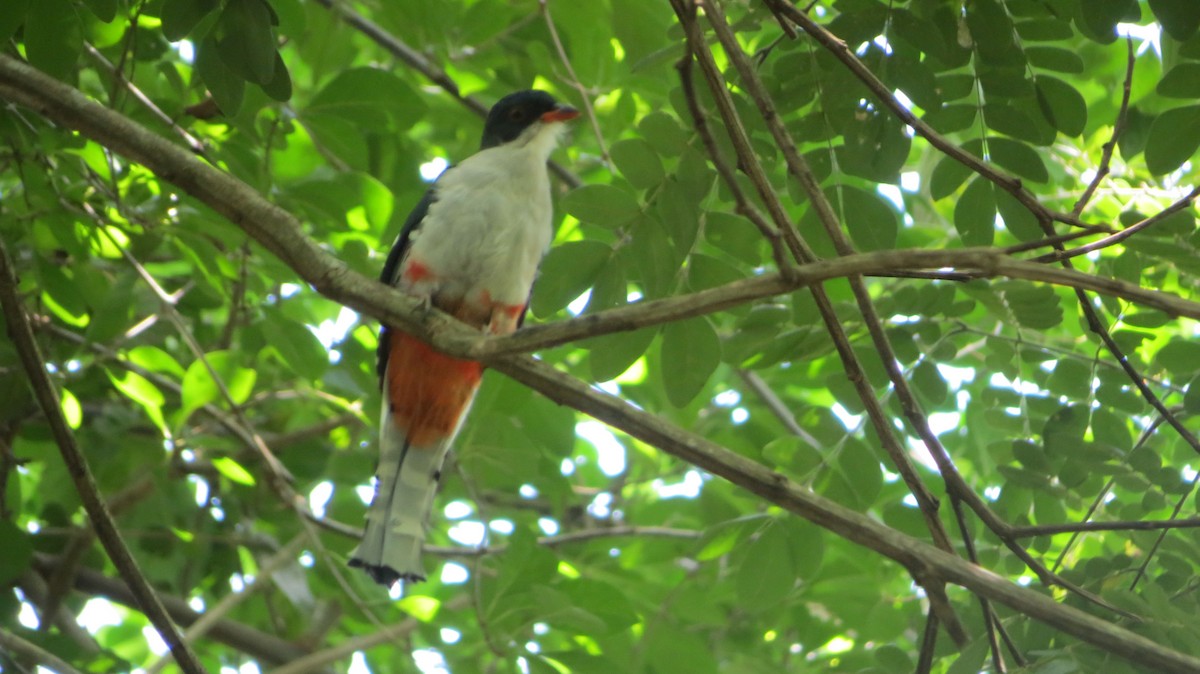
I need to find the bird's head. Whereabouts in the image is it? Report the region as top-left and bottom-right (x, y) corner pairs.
(480, 90), (579, 150)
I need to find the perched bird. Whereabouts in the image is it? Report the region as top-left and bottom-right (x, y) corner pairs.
(349, 90), (579, 587)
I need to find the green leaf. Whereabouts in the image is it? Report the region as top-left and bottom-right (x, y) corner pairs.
(24, 0), (83, 81)
(686, 253), (744, 292)
(212, 456), (257, 486)
(947, 638), (992, 674)
(705, 212), (762, 267)
(126, 346), (187, 379)
(1025, 46), (1085, 74)
(263, 314), (329, 380)
(923, 104), (977, 134)
(79, 0), (117, 22)
(657, 179), (700, 256)
(965, 0), (1018, 62)
(661, 318), (720, 407)
(530, 241), (612, 317)
(610, 138), (665, 189)
(995, 188), (1042, 241)
(627, 215), (679, 298)
(1004, 284), (1063, 329)
(1077, 0), (1138, 44)
(307, 68), (427, 129)
(984, 103), (1055, 146)
(1035, 75), (1087, 137)
(955, 177), (997, 246)
(0, 521), (33, 585)
(736, 521), (794, 612)
(179, 351), (257, 422)
(561, 184), (641, 227)
(1015, 19), (1075, 41)
(1155, 340), (1200, 374)
(1151, 0), (1200, 40)
(106, 369), (167, 433)
(988, 137), (1049, 183)
(930, 143), (981, 200)
(0, 0), (30, 42)
(823, 439), (883, 509)
(1157, 63), (1200, 99)
(761, 436), (823, 476)
(637, 111), (689, 157)
(216, 0), (277, 85)
(260, 52), (293, 102)
(837, 109), (911, 182)
(1145, 105), (1200, 175)
(1185, 375), (1200, 415)
(912, 361), (948, 405)
(162, 0), (220, 40)
(645, 623), (719, 674)
(587, 327), (657, 382)
(838, 185), (900, 251)
(61, 388), (82, 429)
(1013, 440), (1051, 472)
(195, 38), (245, 116)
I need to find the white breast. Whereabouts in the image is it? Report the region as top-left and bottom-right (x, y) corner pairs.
(405, 129), (560, 308)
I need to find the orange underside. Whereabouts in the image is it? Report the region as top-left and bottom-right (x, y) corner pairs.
(386, 333), (483, 447)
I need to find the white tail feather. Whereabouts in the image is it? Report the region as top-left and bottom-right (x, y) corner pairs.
(349, 396), (454, 586)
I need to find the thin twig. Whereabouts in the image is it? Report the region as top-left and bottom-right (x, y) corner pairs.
(736, 370), (823, 448)
(1013, 517), (1200, 539)
(144, 535), (307, 674)
(539, 0), (609, 162)
(269, 597), (471, 674)
(1070, 36), (1136, 217)
(83, 43), (211, 161)
(423, 525), (702, 557)
(1032, 186), (1200, 263)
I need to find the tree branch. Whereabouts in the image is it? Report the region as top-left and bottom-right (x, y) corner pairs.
(0, 626), (85, 674)
(32, 553), (324, 670)
(1011, 517), (1200, 539)
(0, 242), (204, 674)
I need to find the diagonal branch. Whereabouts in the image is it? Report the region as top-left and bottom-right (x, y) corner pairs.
(0, 242), (205, 674)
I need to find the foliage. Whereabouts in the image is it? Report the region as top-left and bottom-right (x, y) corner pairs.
(2, 0), (1200, 673)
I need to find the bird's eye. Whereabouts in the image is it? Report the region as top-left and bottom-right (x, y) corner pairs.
(509, 108), (525, 121)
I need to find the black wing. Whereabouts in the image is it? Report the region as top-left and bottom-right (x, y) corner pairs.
(376, 186), (437, 384)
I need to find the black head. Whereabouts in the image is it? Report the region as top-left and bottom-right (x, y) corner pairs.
(480, 90), (579, 149)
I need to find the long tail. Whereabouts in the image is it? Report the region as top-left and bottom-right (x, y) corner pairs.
(349, 333), (481, 586)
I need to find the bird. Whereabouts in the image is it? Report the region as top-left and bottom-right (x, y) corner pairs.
(349, 90), (579, 588)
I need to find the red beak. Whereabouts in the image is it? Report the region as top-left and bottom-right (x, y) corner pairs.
(541, 104), (580, 122)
